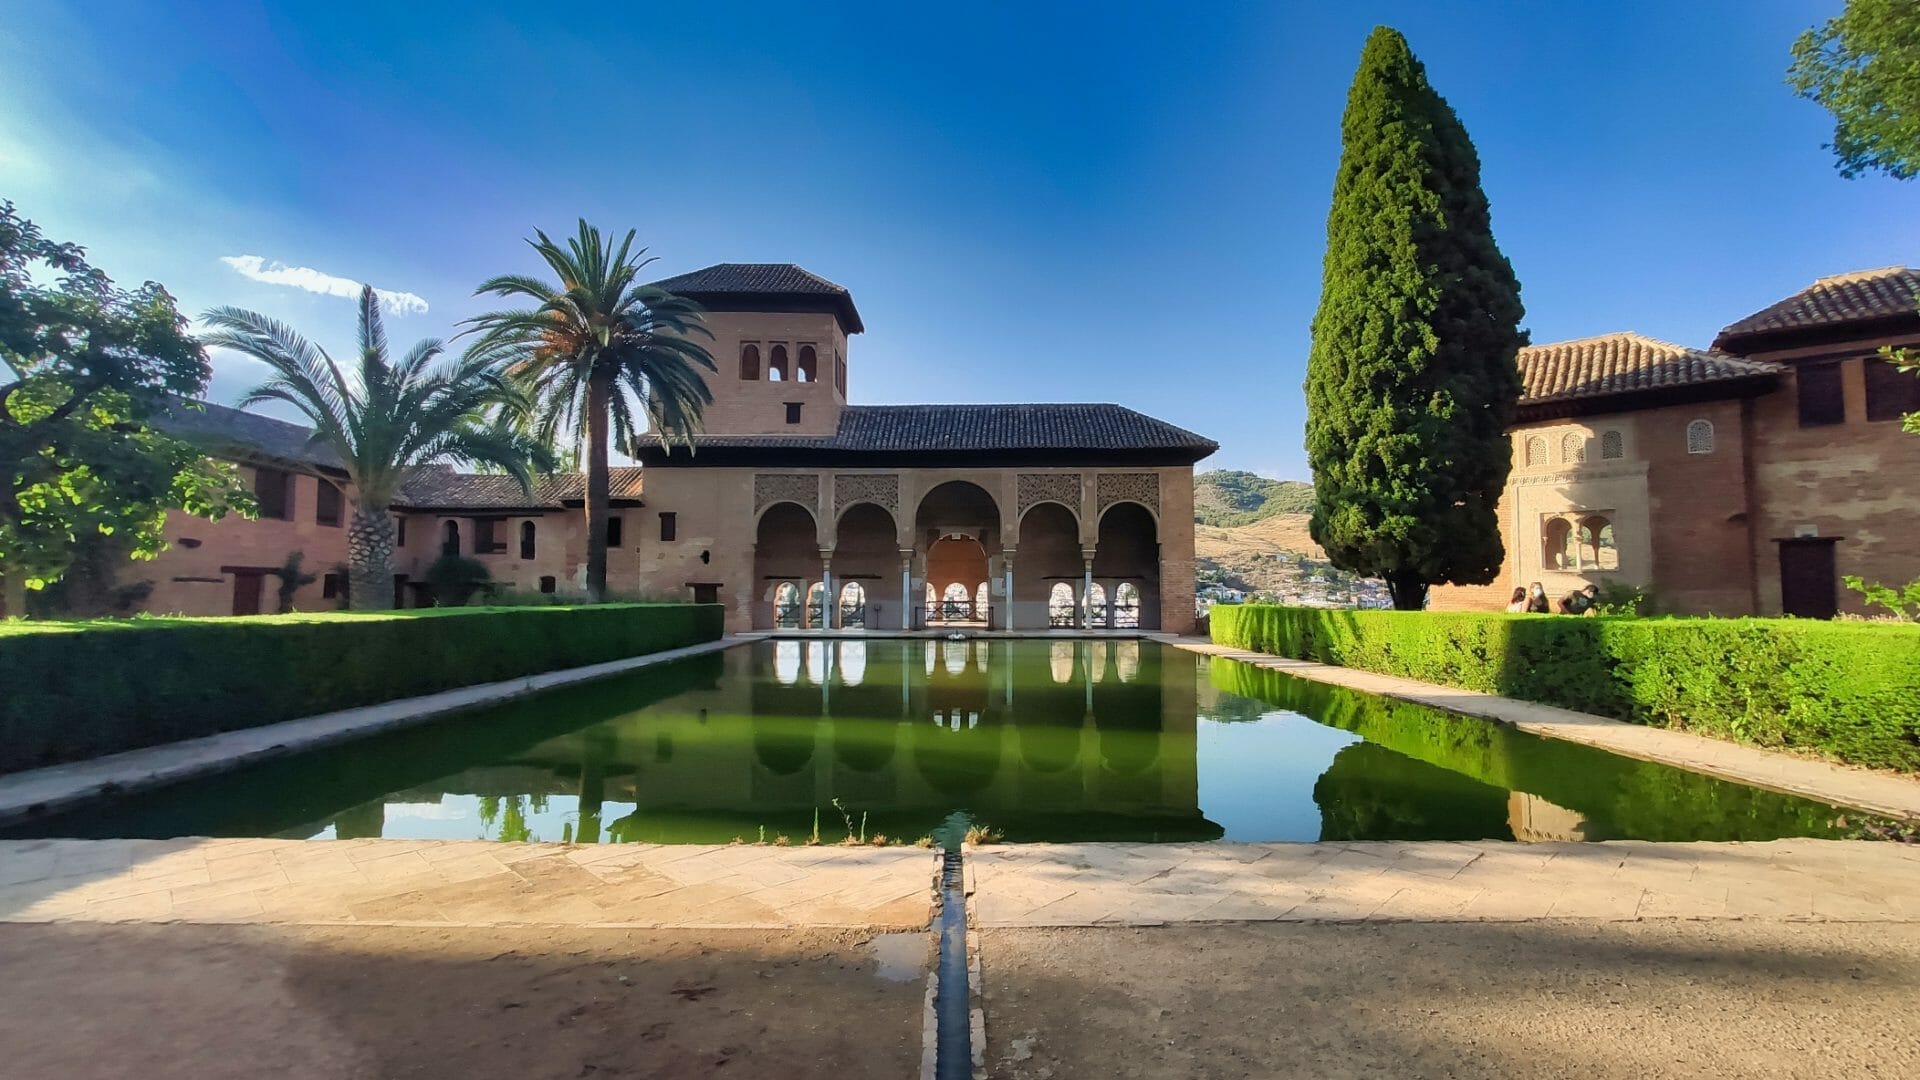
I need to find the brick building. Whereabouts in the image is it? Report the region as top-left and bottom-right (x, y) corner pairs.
(1431, 267), (1920, 617)
(74, 265), (1218, 632)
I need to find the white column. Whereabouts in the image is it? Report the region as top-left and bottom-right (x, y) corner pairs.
(900, 551), (913, 631)
(820, 553), (834, 630)
(1002, 552), (1016, 631)
(1081, 553), (1095, 630)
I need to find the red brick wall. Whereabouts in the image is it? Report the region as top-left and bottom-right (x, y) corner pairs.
(1643, 398), (1756, 615)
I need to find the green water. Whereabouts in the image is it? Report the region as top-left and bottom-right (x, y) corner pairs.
(4, 640), (1869, 844)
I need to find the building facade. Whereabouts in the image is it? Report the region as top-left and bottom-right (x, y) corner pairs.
(73, 264), (1216, 632)
(1431, 267), (1920, 617)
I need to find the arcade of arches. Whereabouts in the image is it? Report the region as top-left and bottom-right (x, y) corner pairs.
(748, 472), (1176, 631)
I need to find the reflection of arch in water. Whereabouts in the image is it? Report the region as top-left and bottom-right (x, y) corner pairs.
(1086, 640), (1109, 683)
(1018, 721), (1083, 773)
(754, 717), (817, 775)
(833, 715), (898, 772)
(1115, 640), (1140, 683)
(773, 640), (802, 685)
(838, 641), (867, 687)
(1049, 641), (1074, 684)
(910, 715), (1004, 796)
(942, 638), (969, 676)
(805, 641), (828, 685)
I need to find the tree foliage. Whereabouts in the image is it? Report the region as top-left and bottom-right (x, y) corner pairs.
(1788, 0), (1920, 180)
(0, 200), (251, 604)
(1304, 27), (1526, 610)
(463, 221), (717, 599)
(200, 286), (552, 610)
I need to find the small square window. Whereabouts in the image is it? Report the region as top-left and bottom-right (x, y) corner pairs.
(785, 402), (803, 425)
(539, 575), (557, 594)
(322, 573), (344, 600)
(606, 515), (624, 547)
(1865, 358), (1920, 422)
(659, 512), (677, 542)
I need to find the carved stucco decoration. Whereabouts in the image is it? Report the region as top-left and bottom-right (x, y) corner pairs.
(834, 473), (900, 517)
(1016, 472), (1082, 518)
(755, 473), (820, 516)
(1096, 472), (1160, 516)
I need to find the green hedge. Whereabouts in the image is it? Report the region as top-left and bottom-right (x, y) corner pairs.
(1210, 605), (1920, 773)
(0, 604), (723, 773)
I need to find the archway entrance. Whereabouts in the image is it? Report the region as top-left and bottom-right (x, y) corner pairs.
(915, 481), (1001, 628)
(1094, 501), (1160, 629)
(832, 501), (901, 629)
(754, 502), (820, 630)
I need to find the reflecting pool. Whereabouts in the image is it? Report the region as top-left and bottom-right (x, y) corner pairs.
(4, 640), (1871, 844)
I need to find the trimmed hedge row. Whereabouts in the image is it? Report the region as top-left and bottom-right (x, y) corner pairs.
(0, 604), (723, 773)
(1210, 605), (1920, 773)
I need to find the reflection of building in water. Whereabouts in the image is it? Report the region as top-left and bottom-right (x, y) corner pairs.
(418, 640), (1216, 843)
(1507, 791), (1588, 842)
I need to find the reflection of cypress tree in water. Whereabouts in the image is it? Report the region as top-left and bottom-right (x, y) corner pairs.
(1313, 742), (1512, 841)
(498, 795), (534, 843)
(332, 799), (385, 839)
(477, 795), (500, 830)
(576, 727), (615, 845)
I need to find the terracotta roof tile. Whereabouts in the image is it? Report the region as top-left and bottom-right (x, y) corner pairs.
(666, 403), (1218, 455)
(1715, 267), (1920, 346)
(155, 400), (345, 470)
(1517, 333), (1779, 405)
(395, 466), (643, 510)
(647, 263), (864, 332)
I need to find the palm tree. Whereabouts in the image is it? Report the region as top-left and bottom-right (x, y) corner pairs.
(463, 221), (716, 600)
(201, 286), (552, 610)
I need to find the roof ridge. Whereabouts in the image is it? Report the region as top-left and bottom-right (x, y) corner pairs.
(1811, 266), (1914, 287)
(1522, 331), (1701, 353)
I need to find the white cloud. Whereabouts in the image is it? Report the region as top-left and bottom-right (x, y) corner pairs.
(220, 254), (429, 316)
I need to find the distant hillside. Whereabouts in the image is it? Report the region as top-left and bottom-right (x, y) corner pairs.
(1193, 470), (1315, 527)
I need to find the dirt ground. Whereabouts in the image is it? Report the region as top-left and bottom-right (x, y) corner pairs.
(982, 921), (1920, 1079)
(0, 923), (928, 1079)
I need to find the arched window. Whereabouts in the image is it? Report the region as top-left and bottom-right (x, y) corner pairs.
(1113, 582), (1142, 628)
(773, 581), (802, 628)
(1048, 582), (1077, 627)
(1542, 517), (1573, 570)
(1524, 435), (1548, 467)
(941, 581), (971, 621)
(441, 520), (460, 556)
(1579, 515), (1619, 571)
(1600, 430), (1624, 460)
(739, 343), (761, 381)
(797, 345), (818, 383)
(1686, 419), (1714, 455)
(768, 344), (790, 381)
(974, 581), (989, 618)
(837, 581), (866, 628)
(1560, 431), (1587, 464)
(519, 521), (536, 560)
(1087, 582), (1109, 628)
(924, 583), (936, 618)
(805, 581), (827, 627)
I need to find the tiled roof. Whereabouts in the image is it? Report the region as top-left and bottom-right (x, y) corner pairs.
(664, 404), (1218, 455)
(1715, 267), (1920, 346)
(396, 466), (643, 510)
(646, 263), (865, 333)
(1516, 333), (1779, 405)
(154, 400), (345, 470)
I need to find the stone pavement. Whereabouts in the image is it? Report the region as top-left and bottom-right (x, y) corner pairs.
(968, 840), (1920, 925)
(0, 637), (747, 828)
(0, 839), (936, 929)
(1167, 639), (1920, 821)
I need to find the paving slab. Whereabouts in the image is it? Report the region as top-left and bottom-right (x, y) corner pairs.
(968, 840), (1920, 926)
(1167, 638), (1920, 820)
(0, 838), (938, 929)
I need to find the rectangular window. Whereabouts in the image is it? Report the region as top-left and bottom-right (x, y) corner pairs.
(1797, 363), (1846, 427)
(473, 518), (506, 554)
(606, 515), (624, 547)
(659, 512), (677, 542)
(395, 516), (407, 548)
(321, 573), (344, 600)
(1865, 357), (1920, 422)
(254, 467), (292, 520)
(784, 402), (802, 425)
(315, 479), (343, 526)
(835, 353), (847, 395)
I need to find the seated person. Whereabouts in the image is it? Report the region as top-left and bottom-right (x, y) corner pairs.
(1557, 583), (1600, 615)
(1505, 587), (1529, 613)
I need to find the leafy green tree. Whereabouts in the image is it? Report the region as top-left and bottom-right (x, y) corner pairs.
(201, 287), (553, 610)
(464, 221), (716, 600)
(0, 200), (252, 615)
(1788, 0), (1920, 180)
(1304, 27), (1526, 610)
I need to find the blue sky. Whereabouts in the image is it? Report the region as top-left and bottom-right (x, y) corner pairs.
(2, 1), (1912, 478)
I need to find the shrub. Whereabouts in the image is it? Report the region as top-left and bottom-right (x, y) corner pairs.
(1210, 604), (1920, 773)
(0, 603), (724, 773)
(425, 553), (491, 607)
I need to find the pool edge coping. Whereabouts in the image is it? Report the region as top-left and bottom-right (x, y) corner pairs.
(1166, 636), (1920, 823)
(0, 634), (765, 828)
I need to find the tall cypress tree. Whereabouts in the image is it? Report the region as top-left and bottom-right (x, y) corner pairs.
(1305, 26), (1526, 611)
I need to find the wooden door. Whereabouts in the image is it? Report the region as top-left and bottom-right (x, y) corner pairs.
(231, 570), (265, 615)
(1778, 540), (1838, 619)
